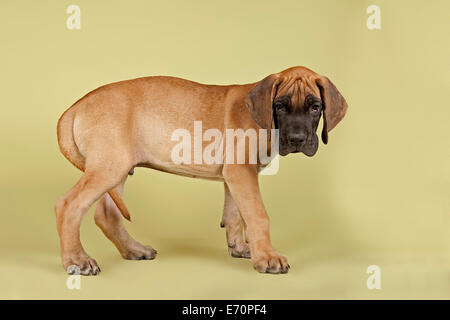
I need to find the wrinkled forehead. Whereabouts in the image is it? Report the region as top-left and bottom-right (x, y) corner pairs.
(276, 71), (321, 107)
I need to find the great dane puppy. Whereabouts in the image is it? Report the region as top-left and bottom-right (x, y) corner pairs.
(55, 66), (347, 275)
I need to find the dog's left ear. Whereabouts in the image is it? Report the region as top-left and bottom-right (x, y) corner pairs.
(315, 76), (348, 144)
(246, 74), (282, 129)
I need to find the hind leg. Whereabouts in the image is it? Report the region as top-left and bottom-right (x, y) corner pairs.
(55, 162), (130, 275)
(94, 180), (157, 260)
(221, 183), (251, 258)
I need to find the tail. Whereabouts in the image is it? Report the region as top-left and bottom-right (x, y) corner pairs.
(108, 189), (131, 221)
(57, 104), (131, 221)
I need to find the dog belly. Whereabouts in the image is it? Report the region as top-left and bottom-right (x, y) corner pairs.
(133, 105), (226, 180)
(134, 127), (224, 181)
(136, 160), (224, 181)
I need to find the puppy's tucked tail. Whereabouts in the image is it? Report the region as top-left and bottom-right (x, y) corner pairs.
(57, 104), (131, 221)
(108, 189), (131, 221)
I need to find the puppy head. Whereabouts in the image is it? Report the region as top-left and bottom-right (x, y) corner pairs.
(245, 66), (348, 156)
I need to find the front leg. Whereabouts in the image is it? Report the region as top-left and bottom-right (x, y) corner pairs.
(221, 183), (251, 259)
(223, 164), (289, 274)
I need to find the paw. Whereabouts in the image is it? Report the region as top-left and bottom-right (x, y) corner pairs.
(252, 252), (289, 274)
(228, 241), (251, 259)
(64, 255), (101, 276)
(121, 243), (157, 260)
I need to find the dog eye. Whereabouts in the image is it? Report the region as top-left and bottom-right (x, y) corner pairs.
(310, 104), (321, 115)
(274, 102), (288, 112)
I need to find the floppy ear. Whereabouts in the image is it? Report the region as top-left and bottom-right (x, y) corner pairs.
(316, 76), (348, 144)
(245, 74), (282, 129)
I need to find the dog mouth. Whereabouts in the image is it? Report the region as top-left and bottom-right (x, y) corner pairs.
(279, 141), (318, 157)
(301, 145), (318, 157)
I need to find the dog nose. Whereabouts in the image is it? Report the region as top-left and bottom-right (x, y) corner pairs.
(288, 133), (306, 146)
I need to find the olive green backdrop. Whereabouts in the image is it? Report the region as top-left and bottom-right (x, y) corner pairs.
(0, 0), (449, 299)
